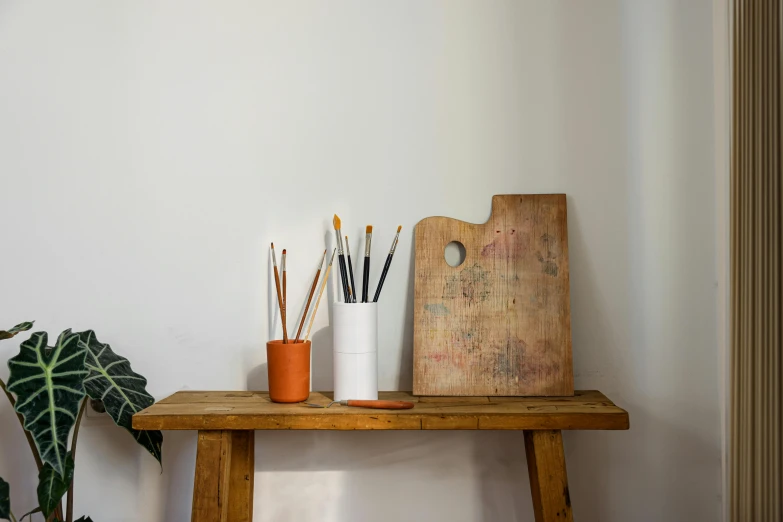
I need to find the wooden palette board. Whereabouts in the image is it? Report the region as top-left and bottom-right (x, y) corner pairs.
(413, 194), (573, 396)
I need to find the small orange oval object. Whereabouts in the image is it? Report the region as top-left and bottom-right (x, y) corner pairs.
(266, 340), (311, 403)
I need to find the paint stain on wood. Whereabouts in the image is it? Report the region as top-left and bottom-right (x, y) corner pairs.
(481, 230), (530, 258)
(542, 260), (559, 277)
(492, 338), (526, 381)
(537, 233), (560, 277)
(423, 303), (450, 316)
(442, 264), (491, 303)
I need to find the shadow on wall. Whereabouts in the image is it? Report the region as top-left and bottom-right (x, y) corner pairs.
(398, 241), (416, 390)
(161, 431), (197, 522)
(473, 432), (533, 521)
(311, 326), (334, 391)
(248, 430), (534, 522)
(155, 429), (536, 521)
(247, 362), (269, 391)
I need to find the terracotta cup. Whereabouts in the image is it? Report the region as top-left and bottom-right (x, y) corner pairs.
(266, 340), (311, 403)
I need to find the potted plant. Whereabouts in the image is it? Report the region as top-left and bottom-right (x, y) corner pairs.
(0, 322), (162, 522)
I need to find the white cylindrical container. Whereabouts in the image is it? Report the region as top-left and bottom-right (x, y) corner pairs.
(333, 302), (378, 401)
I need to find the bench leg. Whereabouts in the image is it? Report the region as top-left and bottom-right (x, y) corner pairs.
(192, 430), (255, 522)
(524, 430), (573, 522)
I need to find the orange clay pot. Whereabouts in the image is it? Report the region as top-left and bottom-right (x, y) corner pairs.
(267, 340), (311, 403)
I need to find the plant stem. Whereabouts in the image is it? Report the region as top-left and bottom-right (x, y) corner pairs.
(9, 510), (18, 522)
(65, 399), (87, 522)
(0, 377), (43, 472)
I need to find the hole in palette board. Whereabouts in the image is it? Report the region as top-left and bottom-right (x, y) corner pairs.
(444, 241), (466, 267)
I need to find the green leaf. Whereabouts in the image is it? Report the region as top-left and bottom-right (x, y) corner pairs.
(78, 331), (162, 465)
(37, 452), (73, 520)
(0, 321), (34, 341)
(7, 331), (88, 476)
(0, 477), (10, 520)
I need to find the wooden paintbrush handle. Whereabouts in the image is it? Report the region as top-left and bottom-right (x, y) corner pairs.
(344, 400), (414, 409)
(294, 268), (321, 343)
(273, 267), (288, 343)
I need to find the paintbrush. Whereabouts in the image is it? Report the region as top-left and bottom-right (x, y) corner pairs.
(281, 249), (287, 313)
(362, 225), (372, 302)
(281, 249), (288, 339)
(333, 215), (351, 303)
(294, 250), (326, 343)
(372, 226), (401, 303)
(305, 249), (336, 342)
(271, 243), (289, 343)
(345, 235), (357, 303)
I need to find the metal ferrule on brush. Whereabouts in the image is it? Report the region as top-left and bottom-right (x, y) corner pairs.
(335, 231), (345, 255)
(364, 233), (372, 256)
(345, 239), (352, 258)
(390, 233), (400, 254)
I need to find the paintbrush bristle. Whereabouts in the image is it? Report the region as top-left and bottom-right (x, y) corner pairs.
(397, 225), (402, 233)
(333, 214), (341, 230)
(366, 225), (372, 233)
(271, 242), (275, 249)
(282, 249), (286, 254)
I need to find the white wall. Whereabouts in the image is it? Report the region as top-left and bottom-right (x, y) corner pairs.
(0, 1), (720, 521)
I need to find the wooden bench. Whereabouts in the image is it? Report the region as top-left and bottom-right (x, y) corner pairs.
(133, 390), (628, 522)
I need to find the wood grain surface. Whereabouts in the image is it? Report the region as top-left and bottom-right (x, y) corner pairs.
(413, 194), (573, 396)
(227, 431), (254, 522)
(524, 430), (573, 522)
(191, 431), (232, 522)
(191, 430), (254, 522)
(132, 390), (627, 431)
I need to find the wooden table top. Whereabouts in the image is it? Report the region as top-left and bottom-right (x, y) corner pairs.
(132, 390), (629, 431)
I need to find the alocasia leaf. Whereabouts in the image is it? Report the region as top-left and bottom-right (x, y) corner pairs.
(37, 452), (74, 519)
(7, 331), (88, 476)
(78, 331), (162, 464)
(0, 321), (34, 341)
(0, 477), (10, 520)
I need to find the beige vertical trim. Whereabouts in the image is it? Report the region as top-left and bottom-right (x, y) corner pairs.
(714, 0), (731, 518)
(730, 1), (782, 520)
